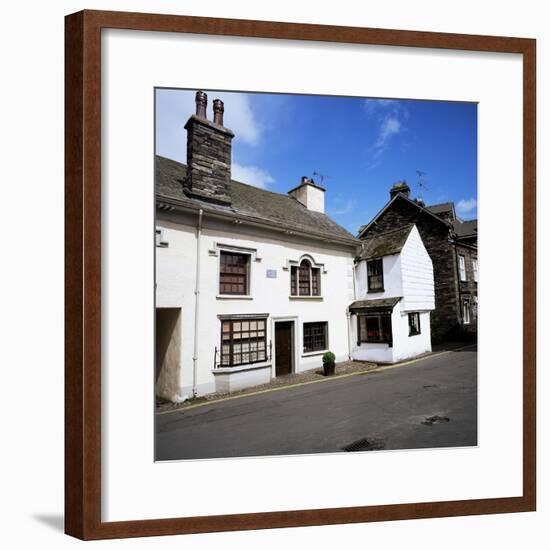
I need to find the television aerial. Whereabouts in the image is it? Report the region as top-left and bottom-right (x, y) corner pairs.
(416, 170), (429, 200)
(313, 171), (330, 186)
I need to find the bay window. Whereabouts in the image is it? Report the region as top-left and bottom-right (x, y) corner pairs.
(220, 317), (267, 367)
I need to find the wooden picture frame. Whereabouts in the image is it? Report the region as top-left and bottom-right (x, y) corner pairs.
(65, 9), (536, 540)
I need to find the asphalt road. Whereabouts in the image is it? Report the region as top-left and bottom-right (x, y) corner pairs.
(155, 346), (477, 460)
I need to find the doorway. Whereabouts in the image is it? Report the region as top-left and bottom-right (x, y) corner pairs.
(155, 308), (182, 400)
(275, 321), (294, 376)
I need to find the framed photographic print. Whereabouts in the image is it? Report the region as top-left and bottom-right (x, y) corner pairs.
(65, 10), (536, 540)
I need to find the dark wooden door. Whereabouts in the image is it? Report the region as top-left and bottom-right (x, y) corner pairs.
(275, 322), (293, 376)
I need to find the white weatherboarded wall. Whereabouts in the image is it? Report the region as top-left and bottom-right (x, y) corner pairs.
(400, 225), (436, 312)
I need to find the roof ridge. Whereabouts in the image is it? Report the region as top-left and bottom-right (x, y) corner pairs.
(363, 224), (413, 239)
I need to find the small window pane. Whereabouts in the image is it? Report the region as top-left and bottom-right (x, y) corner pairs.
(408, 312), (421, 336)
(298, 260), (311, 296)
(290, 266), (298, 295)
(367, 259), (384, 291)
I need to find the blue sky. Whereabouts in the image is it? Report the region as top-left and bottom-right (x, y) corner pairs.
(156, 89), (477, 234)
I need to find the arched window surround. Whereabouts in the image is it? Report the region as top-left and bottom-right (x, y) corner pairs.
(285, 254), (326, 298)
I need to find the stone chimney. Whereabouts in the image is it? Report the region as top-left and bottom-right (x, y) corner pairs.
(184, 91), (234, 205)
(288, 176), (325, 213)
(389, 181), (411, 200)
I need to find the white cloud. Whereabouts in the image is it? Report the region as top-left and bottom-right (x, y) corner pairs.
(221, 93), (261, 146)
(364, 99), (408, 168)
(377, 116), (401, 145)
(456, 198), (477, 216)
(232, 163), (274, 189)
(364, 98), (395, 114)
(156, 89), (262, 160)
(328, 198), (357, 216)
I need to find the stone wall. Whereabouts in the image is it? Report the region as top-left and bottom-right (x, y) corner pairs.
(456, 243), (478, 336)
(184, 115), (234, 205)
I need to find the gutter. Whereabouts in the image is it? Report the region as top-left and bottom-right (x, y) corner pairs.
(157, 197), (359, 249)
(192, 209), (203, 397)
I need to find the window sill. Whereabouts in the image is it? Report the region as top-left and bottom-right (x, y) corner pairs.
(301, 350), (329, 358)
(367, 289), (385, 294)
(216, 295), (253, 300)
(289, 295), (323, 300)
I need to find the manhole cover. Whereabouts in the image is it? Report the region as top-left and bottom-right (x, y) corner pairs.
(422, 415), (450, 426)
(342, 437), (385, 452)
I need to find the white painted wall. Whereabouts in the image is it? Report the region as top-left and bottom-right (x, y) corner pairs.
(156, 213), (355, 396)
(391, 309), (432, 362)
(289, 183), (325, 213)
(355, 253), (402, 299)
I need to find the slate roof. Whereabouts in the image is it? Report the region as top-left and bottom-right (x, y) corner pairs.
(155, 155), (358, 246)
(453, 218), (477, 238)
(427, 202), (477, 240)
(426, 202), (455, 216)
(349, 297), (402, 311)
(358, 225), (414, 260)
(358, 194), (477, 247)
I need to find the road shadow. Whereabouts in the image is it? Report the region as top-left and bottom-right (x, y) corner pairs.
(433, 342), (477, 353)
(32, 514), (64, 533)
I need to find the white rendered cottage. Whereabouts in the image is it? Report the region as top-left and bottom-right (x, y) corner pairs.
(155, 91), (359, 401)
(350, 224), (435, 363)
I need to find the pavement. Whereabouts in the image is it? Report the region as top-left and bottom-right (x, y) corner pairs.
(155, 345), (477, 461)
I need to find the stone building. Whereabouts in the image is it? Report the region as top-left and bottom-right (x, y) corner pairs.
(357, 182), (477, 341)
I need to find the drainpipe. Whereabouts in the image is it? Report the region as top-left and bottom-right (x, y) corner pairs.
(346, 261), (357, 360)
(192, 209), (203, 397)
(346, 310), (352, 361)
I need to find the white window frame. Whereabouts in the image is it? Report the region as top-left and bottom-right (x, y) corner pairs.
(458, 254), (467, 281)
(155, 227), (168, 247)
(213, 244), (258, 299)
(462, 298), (471, 325)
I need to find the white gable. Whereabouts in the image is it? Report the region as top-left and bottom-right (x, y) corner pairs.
(400, 225), (435, 311)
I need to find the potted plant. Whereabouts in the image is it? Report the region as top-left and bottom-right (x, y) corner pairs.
(322, 351), (336, 376)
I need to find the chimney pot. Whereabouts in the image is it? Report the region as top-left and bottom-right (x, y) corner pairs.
(195, 91), (208, 119)
(213, 99), (224, 126)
